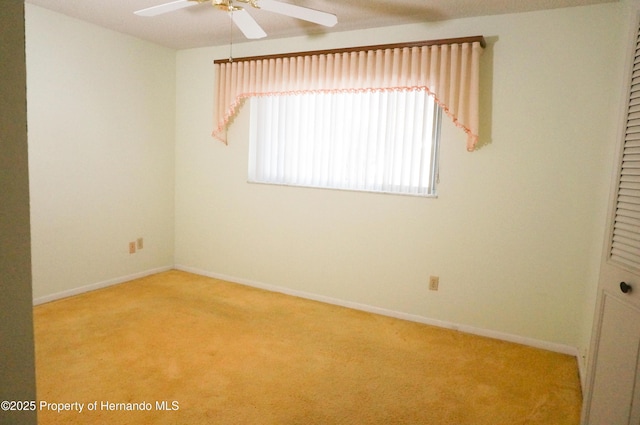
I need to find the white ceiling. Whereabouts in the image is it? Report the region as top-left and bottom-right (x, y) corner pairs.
(24, 0), (616, 50)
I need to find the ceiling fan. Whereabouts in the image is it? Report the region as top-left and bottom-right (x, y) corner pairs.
(134, 0), (338, 40)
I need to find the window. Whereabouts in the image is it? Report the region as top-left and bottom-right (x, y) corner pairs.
(248, 88), (442, 197)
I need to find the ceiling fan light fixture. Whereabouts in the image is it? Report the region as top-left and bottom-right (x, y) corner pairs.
(214, 0), (242, 12)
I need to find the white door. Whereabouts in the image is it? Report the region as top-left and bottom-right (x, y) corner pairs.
(583, 11), (640, 425)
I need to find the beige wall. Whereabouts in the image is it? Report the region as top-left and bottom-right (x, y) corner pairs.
(0, 1), (37, 423)
(174, 2), (625, 361)
(25, 5), (176, 300)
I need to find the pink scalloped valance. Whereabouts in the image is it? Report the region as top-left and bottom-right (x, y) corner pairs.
(213, 38), (484, 151)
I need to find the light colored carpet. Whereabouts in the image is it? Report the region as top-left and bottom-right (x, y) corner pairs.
(34, 270), (582, 424)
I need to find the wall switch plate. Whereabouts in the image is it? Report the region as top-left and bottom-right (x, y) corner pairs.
(429, 276), (439, 291)
(129, 241), (136, 254)
(137, 237), (144, 250)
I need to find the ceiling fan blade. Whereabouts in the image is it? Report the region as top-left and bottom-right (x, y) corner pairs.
(230, 9), (267, 39)
(258, 0), (337, 27)
(134, 0), (197, 17)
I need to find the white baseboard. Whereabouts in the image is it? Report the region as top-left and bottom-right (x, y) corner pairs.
(32, 265), (173, 305)
(175, 265), (580, 358)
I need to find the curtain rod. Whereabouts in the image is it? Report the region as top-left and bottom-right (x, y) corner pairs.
(213, 35), (485, 64)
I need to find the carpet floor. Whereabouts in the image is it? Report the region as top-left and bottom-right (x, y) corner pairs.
(33, 270), (582, 424)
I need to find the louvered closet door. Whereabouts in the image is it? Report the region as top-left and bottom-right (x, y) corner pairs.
(583, 14), (640, 425)
(611, 46), (640, 269)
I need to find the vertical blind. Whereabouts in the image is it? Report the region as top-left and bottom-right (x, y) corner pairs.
(610, 27), (640, 269)
(248, 89), (441, 196)
(213, 37), (484, 151)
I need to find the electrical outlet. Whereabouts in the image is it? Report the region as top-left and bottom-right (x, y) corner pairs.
(429, 275), (439, 291)
(129, 241), (136, 254)
(137, 237), (144, 250)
